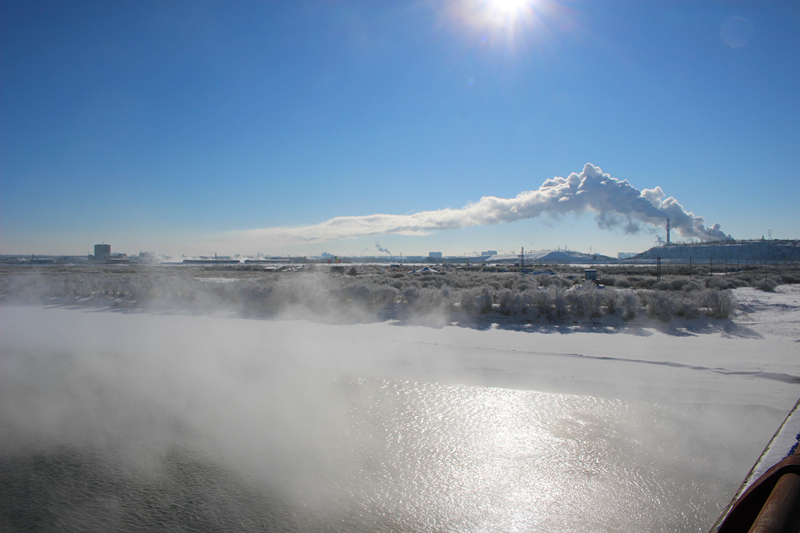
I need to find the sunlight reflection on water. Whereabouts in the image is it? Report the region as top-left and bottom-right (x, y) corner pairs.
(329, 378), (724, 533)
(2, 375), (737, 532)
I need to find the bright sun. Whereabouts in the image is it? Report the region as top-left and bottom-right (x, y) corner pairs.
(481, 0), (537, 29)
(449, 0), (550, 47)
(490, 0), (531, 13)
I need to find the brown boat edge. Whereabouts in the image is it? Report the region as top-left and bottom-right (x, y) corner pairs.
(711, 398), (800, 533)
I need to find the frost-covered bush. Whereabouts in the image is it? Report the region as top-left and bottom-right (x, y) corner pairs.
(682, 280), (704, 293)
(705, 277), (733, 290)
(672, 293), (701, 319)
(497, 288), (544, 316)
(564, 286), (583, 316)
(497, 288), (523, 315)
(535, 274), (555, 287)
(2, 261), (780, 325)
(448, 272), (484, 289)
(402, 286), (420, 304)
(586, 286), (603, 318)
(549, 286), (568, 320)
(639, 290), (674, 321)
(602, 289), (619, 315)
(565, 283), (602, 318)
(614, 277), (632, 289)
(420, 277), (440, 288)
(704, 289), (735, 318)
(780, 273), (800, 284)
(618, 289), (638, 321)
(601, 276), (618, 287)
(531, 288), (552, 317)
(732, 272), (756, 284)
(632, 277), (657, 289)
(458, 287), (493, 315)
(403, 286), (451, 316)
(669, 277), (691, 291)
(334, 283), (370, 305)
(755, 277), (779, 292)
(367, 284), (399, 306)
(387, 279), (404, 291)
(236, 276), (334, 315)
(487, 280), (503, 291)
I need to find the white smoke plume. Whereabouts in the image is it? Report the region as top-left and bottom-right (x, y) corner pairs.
(244, 163), (730, 244)
(375, 241), (392, 255)
(641, 186), (730, 241)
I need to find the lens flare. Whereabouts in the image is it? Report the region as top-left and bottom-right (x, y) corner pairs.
(440, 0), (567, 53)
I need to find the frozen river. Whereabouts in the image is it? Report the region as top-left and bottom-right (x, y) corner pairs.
(1, 292), (799, 532)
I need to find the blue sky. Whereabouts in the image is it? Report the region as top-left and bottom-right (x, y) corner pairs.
(2, 0), (798, 258)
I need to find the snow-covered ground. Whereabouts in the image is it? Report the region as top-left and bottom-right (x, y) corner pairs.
(1, 285), (798, 532)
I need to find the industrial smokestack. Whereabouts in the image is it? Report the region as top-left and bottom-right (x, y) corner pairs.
(667, 218), (670, 245)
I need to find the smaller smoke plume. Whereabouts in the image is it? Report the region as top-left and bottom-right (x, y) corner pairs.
(375, 242), (392, 255)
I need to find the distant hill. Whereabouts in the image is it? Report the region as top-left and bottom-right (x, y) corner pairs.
(487, 250), (615, 264)
(636, 240), (800, 262)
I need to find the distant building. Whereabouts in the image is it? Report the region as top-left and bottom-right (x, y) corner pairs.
(428, 251), (443, 259)
(94, 244), (111, 260)
(481, 250), (498, 256)
(89, 243), (128, 263)
(618, 252), (636, 259)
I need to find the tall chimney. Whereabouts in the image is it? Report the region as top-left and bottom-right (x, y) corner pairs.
(666, 217), (671, 245)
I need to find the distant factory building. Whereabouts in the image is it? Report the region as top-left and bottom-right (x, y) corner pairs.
(481, 250), (498, 256)
(89, 243), (128, 263)
(94, 244), (111, 260)
(428, 251), (443, 259)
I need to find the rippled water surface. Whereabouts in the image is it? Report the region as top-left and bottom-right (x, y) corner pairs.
(2, 375), (749, 533)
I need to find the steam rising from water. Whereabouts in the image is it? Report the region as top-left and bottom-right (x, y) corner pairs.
(0, 306), (784, 532)
(243, 163), (731, 244)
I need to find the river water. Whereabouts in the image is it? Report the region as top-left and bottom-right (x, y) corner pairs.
(1, 373), (771, 533)
(1, 306), (788, 532)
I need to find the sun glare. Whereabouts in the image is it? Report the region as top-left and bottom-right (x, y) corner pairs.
(490, 0), (531, 14)
(452, 0), (550, 47)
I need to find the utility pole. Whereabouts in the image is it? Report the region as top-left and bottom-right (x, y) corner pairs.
(656, 256), (661, 282)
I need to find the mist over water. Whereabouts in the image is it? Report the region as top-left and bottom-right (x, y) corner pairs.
(1, 305), (785, 532)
